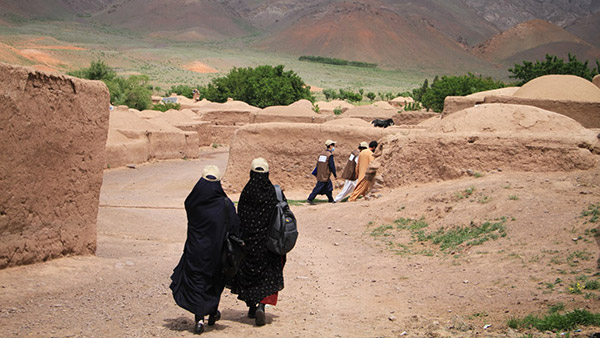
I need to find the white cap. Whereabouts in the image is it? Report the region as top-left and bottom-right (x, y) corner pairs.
(202, 165), (221, 181)
(325, 139), (336, 146)
(251, 157), (269, 173)
(360, 141), (368, 148)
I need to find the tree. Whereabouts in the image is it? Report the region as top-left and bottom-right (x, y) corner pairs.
(201, 65), (313, 108)
(412, 79), (428, 102)
(509, 53), (600, 85)
(366, 92), (376, 102)
(421, 73), (505, 113)
(122, 75), (152, 111)
(68, 60), (115, 81)
(69, 61), (151, 110)
(323, 88), (337, 101)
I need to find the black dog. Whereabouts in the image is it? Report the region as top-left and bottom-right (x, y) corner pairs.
(371, 118), (394, 128)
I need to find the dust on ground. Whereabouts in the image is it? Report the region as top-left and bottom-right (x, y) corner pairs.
(1, 148), (599, 337)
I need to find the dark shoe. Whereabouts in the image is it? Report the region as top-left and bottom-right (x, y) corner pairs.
(248, 305), (257, 319)
(308, 200), (316, 205)
(255, 304), (266, 326)
(329, 200), (336, 203)
(194, 320), (205, 334)
(208, 310), (220, 326)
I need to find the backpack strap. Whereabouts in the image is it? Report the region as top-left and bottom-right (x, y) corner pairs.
(223, 197), (231, 232)
(273, 184), (283, 202)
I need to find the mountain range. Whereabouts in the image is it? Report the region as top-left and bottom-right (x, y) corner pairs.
(0, 0), (599, 74)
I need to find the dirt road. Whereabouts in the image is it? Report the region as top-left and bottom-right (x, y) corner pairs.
(1, 149), (600, 337)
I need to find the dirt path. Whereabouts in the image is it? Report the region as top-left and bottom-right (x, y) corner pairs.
(1, 149), (600, 337)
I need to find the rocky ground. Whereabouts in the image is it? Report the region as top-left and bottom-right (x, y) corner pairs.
(1, 148), (600, 337)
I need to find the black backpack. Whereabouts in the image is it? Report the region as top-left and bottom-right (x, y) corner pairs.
(267, 185), (298, 255)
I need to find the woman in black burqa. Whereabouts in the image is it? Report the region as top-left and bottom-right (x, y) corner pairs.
(232, 158), (285, 326)
(170, 165), (239, 334)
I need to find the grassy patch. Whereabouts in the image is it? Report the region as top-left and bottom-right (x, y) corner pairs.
(581, 203), (600, 223)
(421, 218), (507, 251)
(508, 195), (519, 200)
(455, 186), (475, 200)
(507, 309), (600, 331)
(368, 216), (508, 255)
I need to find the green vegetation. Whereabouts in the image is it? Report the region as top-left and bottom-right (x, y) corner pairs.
(422, 219), (507, 251)
(507, 309), (600, 332)
(366, 92), (376, 102)
(165, 84), (197, 99)
(419, 73), (505, 112)
(69, 61), (152, 110)
(323, 88), (363, 102)
(509, 53), (600, 86)
(403, 101), (421, 111)
(580, 203), (600, 224)
(152, 101), (181, 112)
(299, 55), (377, 68)
(368, 216), (508, 255)
(455, 186), (475, 200)
(200, 65), (313, 108)
(333, 106), (343, 115)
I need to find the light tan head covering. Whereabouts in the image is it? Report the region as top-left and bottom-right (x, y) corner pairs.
(325, 139), (336, 146)
(202, 165), (221, 181)
(359, 141), (368, 148)
(251, 157), (269, 173)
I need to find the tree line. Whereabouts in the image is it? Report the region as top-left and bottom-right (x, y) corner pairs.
(298, 55), (377, 68)
(69, 53), (598, 113)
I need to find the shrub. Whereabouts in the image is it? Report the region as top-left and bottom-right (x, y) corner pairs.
(333, 106), (343, 115)
(69, 61), (151, 110)
(366, 92), (376, 102)
(152, 101), (181, 112)
(509, 53), (600, 85)
(421, 73), (505, 112)
(166, 84), (199, 99)
(201, 65), (313, 108)
(323, 88), (337, 101)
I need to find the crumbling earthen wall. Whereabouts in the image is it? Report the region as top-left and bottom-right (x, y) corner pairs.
(223, 123), (399, 192)
(376, 134), (598, 188)
(443, 95), (600, 128)
(105, 107), (199, 168)
(0, 63), (110, 268)
(483, 96), (600, 128)
(392, 112), (438, 125)
(376, 104), (600, 188)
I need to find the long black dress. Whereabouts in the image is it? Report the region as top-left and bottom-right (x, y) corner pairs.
(170, 177), (239, 317)
(232, 170), (285, 305)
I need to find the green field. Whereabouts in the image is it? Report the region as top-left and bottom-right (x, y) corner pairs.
(0, 19), (508, 96)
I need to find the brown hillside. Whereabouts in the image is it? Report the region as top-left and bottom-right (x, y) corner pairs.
(0, 0), (112, 19)
(472, 19), (598, 63)
(505, 41), (600, 68)
(566, 11), (600, 49)
(92, 0), (253, 40)
(256, 1), (495, 71)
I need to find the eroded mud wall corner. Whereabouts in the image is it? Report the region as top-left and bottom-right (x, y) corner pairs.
(0, 63), (110, 269)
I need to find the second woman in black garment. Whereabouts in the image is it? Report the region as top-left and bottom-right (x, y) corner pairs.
(232, 157), (286, 326)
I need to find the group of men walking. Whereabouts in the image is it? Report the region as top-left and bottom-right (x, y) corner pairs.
(307, 139), (379, 204)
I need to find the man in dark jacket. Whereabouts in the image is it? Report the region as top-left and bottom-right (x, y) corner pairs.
(307, 139), (337, 205)
(334, 141), (367, 202)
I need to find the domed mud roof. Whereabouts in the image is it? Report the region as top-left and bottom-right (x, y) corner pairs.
(514, 75), (600, 102)
(429, 103), (594, 138)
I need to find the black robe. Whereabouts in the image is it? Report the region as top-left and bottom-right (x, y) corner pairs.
(170, 177), (239, 316)
(232, 171), (285, 305)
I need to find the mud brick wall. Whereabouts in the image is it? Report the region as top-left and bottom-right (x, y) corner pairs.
(0, 63), (110, 268)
